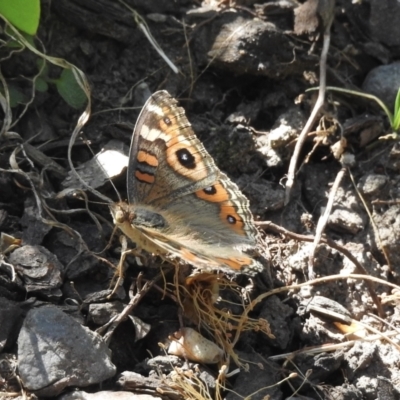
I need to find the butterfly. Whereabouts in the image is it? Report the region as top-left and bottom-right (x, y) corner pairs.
(110, 91), (262, 275)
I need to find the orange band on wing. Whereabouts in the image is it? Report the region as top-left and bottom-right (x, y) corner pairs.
(215, 256), (250, 270)
(156, 110), (210, 181)
(180, 248), (199, 263)
(157, 109), (188, 140)
(220, 203), (245, 235)
(137, 150), (159, 167)
(166, 143), (209, 180)
(135, 170), (155, 184)
(195, 183), (229, 202)
(159, 111), (179, 135)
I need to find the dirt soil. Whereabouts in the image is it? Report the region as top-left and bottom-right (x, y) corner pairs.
(1, 0), (400, 399)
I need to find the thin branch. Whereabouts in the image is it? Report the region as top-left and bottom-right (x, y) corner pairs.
(285, 11), (333, 203)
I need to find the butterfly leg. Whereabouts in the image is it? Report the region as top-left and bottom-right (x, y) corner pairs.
(108, 235), (144, 297)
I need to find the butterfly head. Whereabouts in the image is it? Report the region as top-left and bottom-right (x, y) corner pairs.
(110, 202), (131, 226)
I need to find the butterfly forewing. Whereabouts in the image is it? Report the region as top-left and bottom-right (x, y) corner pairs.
(127, 91), (219, 205)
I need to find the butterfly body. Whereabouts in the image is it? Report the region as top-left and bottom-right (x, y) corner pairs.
(111, 91), (262, 275)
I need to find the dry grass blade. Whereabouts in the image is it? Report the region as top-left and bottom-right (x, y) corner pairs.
(22, 142), (67, 180)
(118, 0), (179, 74)
(0, 69), (14, 138)
(52, 189), (108, 240)
(308, 167), (346, 279)
(348, 168), (393, 271)
(0, 258), (16, 281)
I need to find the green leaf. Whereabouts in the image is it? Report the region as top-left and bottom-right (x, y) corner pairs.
(393, 115), (400, 131)
(393, 88), (400, 130)
(4, 25), (37, 49)
(10, 85), (28, 107)
(0, 83), (28, 107)
(34, 77), (48, 92)
(395, 87), (400, 113)
(6, 38), (24, 49)
(56, 68), (87, 109)
(393, 111), (400, 132)
(0, 0), (41, 35)
(36, 58), (49, 78)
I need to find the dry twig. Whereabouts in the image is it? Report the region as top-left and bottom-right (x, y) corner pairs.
(285, 0), (335, 203)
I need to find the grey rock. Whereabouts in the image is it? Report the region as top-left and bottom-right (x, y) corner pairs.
(255, 107), (306, 168)
(296, 351), (344, 383)
(362, 41), (391, 65)
(388, 142), (400, 172)
(300, 295), (352, 325)
(20, 202), (52, 245)
(370, 205), (400, 273)
(58, 391), (156, 400)
(9, 245), (64, 299)
(46, 230), (102, 280)
(226, 350), (282, 400)
(259, 295), (294, 349)
(362, 62), (400, 109)
(342, 341), (400, 399)
(139, 355), (182, 374)
(0, 297), (22, 351)
(116, 370), (173, 394)
(369, 0), (400, 47)
(236, 176), (285, 214)
(287, 242), (332, 275)
(225, 98), (262, 125)
(268, 108), (305, 149)
(357, 174), (388, 197)
(18, 306), (116, 397)
(0, 352), (17, 374)
(198, 368), (218, 390)
(345, 342), (377, 378)
(323, 384), (363, 399)
(87, 301), (125, 325)
(328, 208), (365, 235)
(194, 11), (309, 78)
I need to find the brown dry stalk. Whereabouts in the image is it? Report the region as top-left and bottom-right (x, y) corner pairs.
(101, 272), (158, 344)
